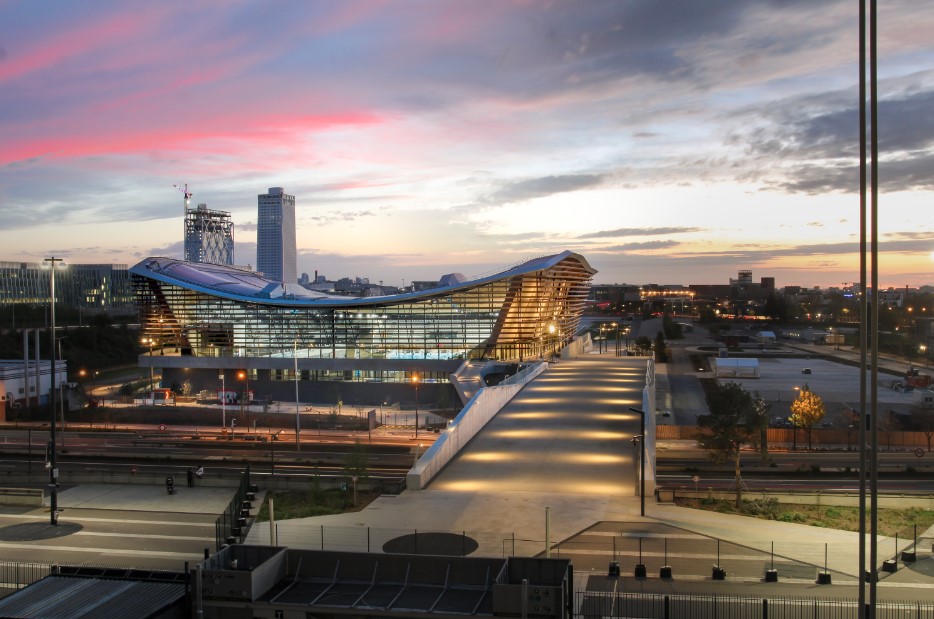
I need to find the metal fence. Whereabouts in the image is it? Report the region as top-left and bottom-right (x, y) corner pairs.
(269, 522), (524, 557)
(252, 521), (932, 583)
(214, 465), (254, 549)
(0, 561), (187, 599)
(574, 591), (934, 619)
(656, 424), (934, 450)
(0, 561), (50, 597)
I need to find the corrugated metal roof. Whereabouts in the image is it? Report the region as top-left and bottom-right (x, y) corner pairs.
(0, 576), (185, 619)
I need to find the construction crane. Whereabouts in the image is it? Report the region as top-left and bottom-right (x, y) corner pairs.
(173, 183), (193, 212)
(174, 183), (193, 261)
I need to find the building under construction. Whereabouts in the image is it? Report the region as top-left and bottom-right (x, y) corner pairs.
(184, 204), (234, 266)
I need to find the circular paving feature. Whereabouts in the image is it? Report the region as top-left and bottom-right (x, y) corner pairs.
(382, 532), (479, 556)
(0, 521), (83, 542)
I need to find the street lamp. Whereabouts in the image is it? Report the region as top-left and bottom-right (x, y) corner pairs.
(611, 322), (619, 357)
(219, 373), (226, 432)
(56, 336), (67, 450)
(43, 256), (64, 526)
(293, 339), (301, 450)
(628, 407), (647, 517)
(548, 323), (556, 359)
(141, 337), (155, 394)
(412, 374), (420, 438)
(238, 370), (248, 427)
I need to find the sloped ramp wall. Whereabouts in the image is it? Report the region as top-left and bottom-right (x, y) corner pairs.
(406, 361), (547, 490)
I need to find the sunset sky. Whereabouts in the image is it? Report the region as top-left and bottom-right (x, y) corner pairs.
(2, 1), (933, 289)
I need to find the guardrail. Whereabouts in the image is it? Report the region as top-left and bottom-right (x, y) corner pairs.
(405, 361), (547, 489)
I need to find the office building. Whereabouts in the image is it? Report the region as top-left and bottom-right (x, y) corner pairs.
(256, 187), (296, 284)
(184, 204), (234, 266)
(0, 262), (133, 313)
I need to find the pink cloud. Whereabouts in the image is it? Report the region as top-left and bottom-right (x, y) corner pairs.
(0, 6), (174, 85)
(0, 110), (385, 165)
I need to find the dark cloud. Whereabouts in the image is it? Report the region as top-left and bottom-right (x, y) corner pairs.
(578, 226), (703, 239)
(771, 153), (934, 194)
(886, 231), (934, 240)
(599, 240), (681, 252)
(307, 210), (377, 224)
(146, 241), (184, 257)
(744, 86), (934, 194)
(483, 174), (606, 205)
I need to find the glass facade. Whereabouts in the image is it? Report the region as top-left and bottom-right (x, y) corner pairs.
(132, 251), (595, 365)
(0, 262), (133, 310)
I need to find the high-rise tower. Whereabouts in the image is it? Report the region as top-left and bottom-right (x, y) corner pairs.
(256, 187), (296, 283)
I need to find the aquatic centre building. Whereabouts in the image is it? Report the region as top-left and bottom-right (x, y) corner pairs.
(130, 251), (596, 403)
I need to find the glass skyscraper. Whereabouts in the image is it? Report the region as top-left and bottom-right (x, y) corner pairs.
(256, 187), (296, 284)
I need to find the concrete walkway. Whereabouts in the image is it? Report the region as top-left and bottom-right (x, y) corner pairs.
(246, 351), (934, 597)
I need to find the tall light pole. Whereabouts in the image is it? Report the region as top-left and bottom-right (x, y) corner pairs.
(293, 339), (301, 450)
(219, 373), (226, 431)
(612, 322), (619, 357)
(56, 336), (66, 450)
(238, 370), (247, 424)
(412, 374), (420, 439)
(629, 407), (647, 517)
(141, 337), (154, 394)
(44, 256), (64, 526)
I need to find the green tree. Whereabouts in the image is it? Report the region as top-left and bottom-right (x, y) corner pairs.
(654, 331), (668, 362)
(697, 382), (762, 507)
(343, 440), (369, 480)
(343, 440), (369, 508)
(634, 336), (652, 355)
(761, 293), (792, 321)
(790, 384), (825, 450)
(662, 316), (684, 339)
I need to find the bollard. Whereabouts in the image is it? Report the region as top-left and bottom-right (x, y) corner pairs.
(607, 561), (620, 577)
(712, 566), (726, 580)
(659, 565), (672, 579)
(634, 564), (647, 578)
(817, 572), (832, 585)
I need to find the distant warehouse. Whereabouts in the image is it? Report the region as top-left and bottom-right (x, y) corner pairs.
(712, 357), (760, 378)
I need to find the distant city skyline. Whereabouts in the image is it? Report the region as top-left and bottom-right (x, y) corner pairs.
(1, 1), (932, 288)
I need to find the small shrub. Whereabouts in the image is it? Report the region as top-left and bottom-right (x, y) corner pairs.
(778, 511), (805, 523)
(825, 507), (842, 519)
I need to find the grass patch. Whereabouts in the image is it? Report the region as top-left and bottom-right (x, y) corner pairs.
(255, 485), (382, 522)
(675, 497), (934, 538)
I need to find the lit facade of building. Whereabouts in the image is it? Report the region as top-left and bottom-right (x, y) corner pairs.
(0, 262), (133, 311)
(256, 187), (296, 284)
(130, 251), (595, 402)
(184, 204), (234, 266)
